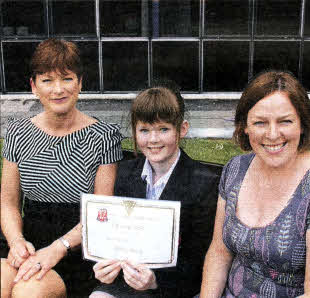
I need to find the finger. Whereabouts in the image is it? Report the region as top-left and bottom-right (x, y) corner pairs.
(36, 266), (49, 280)
(95, 262), (121, 281)
(121, 262), (140, 277)
(13, 259), (22, 269)
(123, 273), (142, 290)
(23, 263), (41, 281)
(11, 240), (30, 258)
(122, 263), (143, 285)
(98, 266), (121, 284)
(14, 264), (32, 283)
(12, 251), (28, 268)
(25, 241), (36, 255)
(93, 259), (118, 270)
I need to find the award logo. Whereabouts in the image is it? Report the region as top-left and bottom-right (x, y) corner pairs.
(97, 208), (108, 222)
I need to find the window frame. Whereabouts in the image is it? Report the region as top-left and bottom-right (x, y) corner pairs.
(0, 0), (309, 95)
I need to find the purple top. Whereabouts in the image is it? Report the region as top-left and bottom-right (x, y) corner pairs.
(220, 153), (310, 297)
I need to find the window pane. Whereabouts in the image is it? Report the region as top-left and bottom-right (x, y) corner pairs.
(204, 0), (249, 36)
(153, 42), (199, 91)
(253, 42), (299, 77)
(3, 42), (39, 92)
(76, 42), (99, 91)
(102, 42), (148, 91)
(154, 0), (199, 37)
(302, 42), (310, 91)
(51, 0), (95, 35)
(2, 0), (45, 36)
(100, 0), (144, 36)
(203, 41), (249, 91)
(305, 0), (310, 36)
(255, 0), (301, 36)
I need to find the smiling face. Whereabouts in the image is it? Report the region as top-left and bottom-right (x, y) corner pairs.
(245, 91), (302, 169)
(30, 70), (82, 117)
(135, 120), (188, 169)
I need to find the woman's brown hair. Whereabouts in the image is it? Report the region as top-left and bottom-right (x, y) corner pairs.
(30, 38), (83, 81)
(131, 82), (185, 152)
(234, 70), (310, 151)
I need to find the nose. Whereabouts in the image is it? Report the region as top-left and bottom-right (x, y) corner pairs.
(53, 80), (64, 94)
(266, 123), (280, 140)
(149, 130), (159, 142)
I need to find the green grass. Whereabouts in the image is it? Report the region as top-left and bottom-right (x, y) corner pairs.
(121, 138), (243, 165)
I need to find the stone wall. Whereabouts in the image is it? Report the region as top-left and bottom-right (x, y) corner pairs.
(0, 95), (237, 139)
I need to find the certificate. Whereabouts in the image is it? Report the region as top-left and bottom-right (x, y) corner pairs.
(81, 194), (181, 268)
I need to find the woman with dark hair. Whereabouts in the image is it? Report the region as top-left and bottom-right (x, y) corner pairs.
(90, 82), (220, 298)
(200, 70), (310, 297)
(1, 38), (123, 297)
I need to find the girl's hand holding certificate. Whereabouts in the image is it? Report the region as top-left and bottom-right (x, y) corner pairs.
(93, 259), (158, 291)
(121, 260), (157, 291)
(93, 259), (121, 284)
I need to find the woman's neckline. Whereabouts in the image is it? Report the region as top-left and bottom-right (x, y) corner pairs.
(233, 153), (310, 230)
(28, 117), (99, 138)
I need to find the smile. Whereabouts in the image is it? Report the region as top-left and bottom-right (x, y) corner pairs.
(53, 97), (67, 101)
(263, 143), (287, 152)
(148, 146), (164, 151)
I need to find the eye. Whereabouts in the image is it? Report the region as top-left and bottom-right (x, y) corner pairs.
(139, 128), (148, 134)
(253, 121), (265, 126)
(280, 119), (292, 124)
(42, 79), (51, 83)
(64, 77), (73, 81)
(160, 127), (169, 132)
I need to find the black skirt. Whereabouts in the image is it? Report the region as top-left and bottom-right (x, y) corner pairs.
(21, 198), (99, 297)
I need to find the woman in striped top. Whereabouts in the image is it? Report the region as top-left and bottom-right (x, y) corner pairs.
(1, 39), (123, 298)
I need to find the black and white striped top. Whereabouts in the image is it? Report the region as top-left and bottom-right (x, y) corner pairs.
(3, 118), (123, 203)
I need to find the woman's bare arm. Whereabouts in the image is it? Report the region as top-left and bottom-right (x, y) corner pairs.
(200, 196), (233, 298)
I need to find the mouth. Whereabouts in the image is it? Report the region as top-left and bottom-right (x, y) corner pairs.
(262, 142), (287, 152)
(52, 97), (67, 102)
(148, 146), (164, 152)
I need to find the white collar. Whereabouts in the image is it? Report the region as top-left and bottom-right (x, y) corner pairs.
(141, 149), (181, 187)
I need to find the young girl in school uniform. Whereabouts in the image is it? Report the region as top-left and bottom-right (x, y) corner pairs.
(90, 82), (220, 298)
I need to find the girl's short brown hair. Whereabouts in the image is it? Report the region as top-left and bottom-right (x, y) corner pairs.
(30, 38), (83, 81)
(234, 70), (310, 152)
(131, 83), (185, 152)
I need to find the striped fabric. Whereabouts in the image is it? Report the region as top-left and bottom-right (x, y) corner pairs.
(3, 118), (123, 203)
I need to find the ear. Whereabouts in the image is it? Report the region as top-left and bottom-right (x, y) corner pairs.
(78, 76), (83, 92)
(30, 78), (37, 96)
(244, 126), (248, 135)
(180, 120), (189, 139)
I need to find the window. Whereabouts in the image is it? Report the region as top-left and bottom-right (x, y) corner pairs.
(2, 0), (45, 36)
(203, 41), (249, 91)
(50, 0), (96, 36)
(204, 0), (249, 36)
(1, 0), (309, 93)
(253, 42), (300, 77)
(153, 41), (199, 91)
(255, 0), (301, 37)
(102, 41), (148, 91)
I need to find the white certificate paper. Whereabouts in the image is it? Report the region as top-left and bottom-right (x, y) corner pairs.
(81, 194), (181, 268)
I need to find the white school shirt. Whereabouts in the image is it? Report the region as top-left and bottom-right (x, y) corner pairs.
(141, 150), (181, 200)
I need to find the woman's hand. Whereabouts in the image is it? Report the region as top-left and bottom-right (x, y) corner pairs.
(7, 237), (35, 269)
(13, 239), (67, 283)
(93, 259), (122, 284)
(121, 260), (157, 291)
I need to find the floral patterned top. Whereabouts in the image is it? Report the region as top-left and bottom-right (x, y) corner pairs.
(220, 153), (310, 297)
